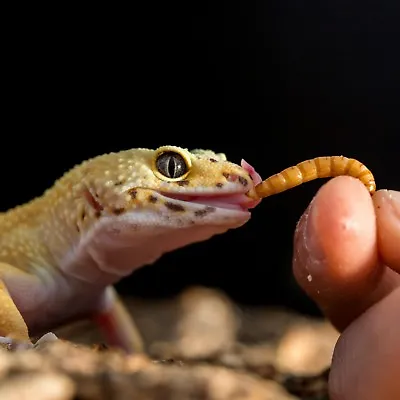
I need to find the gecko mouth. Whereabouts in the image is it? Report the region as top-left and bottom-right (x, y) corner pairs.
(159, 159), (262, 212)
(159, 191), (260, 211)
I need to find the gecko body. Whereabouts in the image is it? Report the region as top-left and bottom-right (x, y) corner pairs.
(0, 145), (261, 352)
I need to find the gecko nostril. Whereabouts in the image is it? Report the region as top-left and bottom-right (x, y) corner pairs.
(223, 172), (249, 186)
(223, 172), (238, 182)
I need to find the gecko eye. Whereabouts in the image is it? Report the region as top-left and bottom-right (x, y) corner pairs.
(153, 147), (192, 182)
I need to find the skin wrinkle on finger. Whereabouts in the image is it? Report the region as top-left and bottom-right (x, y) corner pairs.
(293, 196), (322, 285)
(293, 205), (335, 300)
(294, 203), (364, 315)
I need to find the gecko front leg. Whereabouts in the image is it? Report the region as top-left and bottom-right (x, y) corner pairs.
(0, 263), (58, 350)
(0, 262), (143, 352)
(0, 277), (30, 345)
(92, 286), (145, 353)
(0, 262), (35, 349)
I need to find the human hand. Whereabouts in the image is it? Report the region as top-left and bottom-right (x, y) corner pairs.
(293, 176), (400, 399)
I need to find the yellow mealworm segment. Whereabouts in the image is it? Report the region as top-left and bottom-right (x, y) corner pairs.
(253, 156), (376, 199)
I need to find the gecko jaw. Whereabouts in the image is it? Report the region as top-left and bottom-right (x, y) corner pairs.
(158, 191), (260, 212)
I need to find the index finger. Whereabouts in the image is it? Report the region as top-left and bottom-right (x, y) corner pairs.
(293, 176), (400, 331)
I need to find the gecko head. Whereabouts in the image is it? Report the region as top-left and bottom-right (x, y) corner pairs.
(123, 145), (262, 226)
(81, 145), (262, 228)
(66, 146), (264, 282)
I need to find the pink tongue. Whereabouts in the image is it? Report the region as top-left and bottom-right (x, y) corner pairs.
(241, 159), (262, 185)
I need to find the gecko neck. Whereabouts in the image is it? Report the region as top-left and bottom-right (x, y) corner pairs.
(58, 207), (250, 287)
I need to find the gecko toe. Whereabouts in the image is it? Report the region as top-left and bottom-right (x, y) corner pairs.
(0, 336), (34, 351)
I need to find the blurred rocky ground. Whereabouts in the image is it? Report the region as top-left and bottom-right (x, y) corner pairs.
(0, 286), (337, 399)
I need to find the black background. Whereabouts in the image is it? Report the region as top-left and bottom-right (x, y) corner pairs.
(2, 2), (399, 316)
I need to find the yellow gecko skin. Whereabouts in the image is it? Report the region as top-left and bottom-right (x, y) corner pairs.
(0, 145), (260, 352)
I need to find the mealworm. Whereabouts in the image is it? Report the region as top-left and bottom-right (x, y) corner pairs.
(253, 156), (376, 199)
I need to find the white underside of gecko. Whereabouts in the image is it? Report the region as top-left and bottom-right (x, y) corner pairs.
(17, 190), (255, 334)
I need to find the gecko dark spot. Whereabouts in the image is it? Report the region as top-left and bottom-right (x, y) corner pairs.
(80, 210), (86, 221)
(238, 176), (248, 186)
(210, 158), (217, 163)
(216, 183), (224, 188)
(76, 224), (80, 232)
(194, 206), (216, 217)
(177, 180), (189, 186)
(112, 207), (125, 215)
(165, 202), (185, 212)
(114, 181), (123, 186)
(83, 187), (104, 212)
(95, 210), (102, 218)
(223, 172), (230, 179)
(148, 195), (158, 203)
(128, 188), (137, 199)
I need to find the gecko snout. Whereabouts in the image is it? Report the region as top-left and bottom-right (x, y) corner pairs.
(223, 172), (249, 188)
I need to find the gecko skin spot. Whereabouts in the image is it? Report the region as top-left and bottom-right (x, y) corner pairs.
(95, 210), (102, 218)
(210, 158), (217, 163)
(177, 180), (189, 186)
(223, 172), (239, 182)
(148, 195), (158, 203)
(238, 176), (248, 186)
(114, 181), (123, 186)
(128, 188), (137, 199)
(112, 207), (125, 215)
(216, 183), (224, 188)
(83, 187), (104, 212)
(165, 202), (185, 212)
(194, 206), (216, 217)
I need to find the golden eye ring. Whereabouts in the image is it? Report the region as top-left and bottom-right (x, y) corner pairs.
(153, 146), (192, 182)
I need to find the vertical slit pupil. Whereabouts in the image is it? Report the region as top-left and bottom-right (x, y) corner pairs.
(168, 157), (177, 177)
